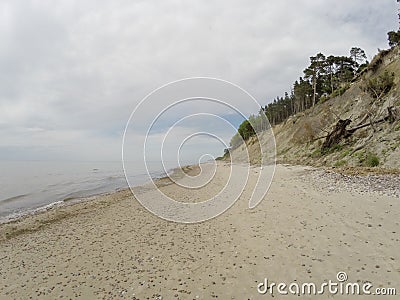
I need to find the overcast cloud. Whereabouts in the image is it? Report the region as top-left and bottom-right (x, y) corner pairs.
(0, 0), (398, 161)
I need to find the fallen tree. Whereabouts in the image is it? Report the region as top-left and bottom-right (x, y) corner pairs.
(320, 106), (399, 152)
(321, 119), (352, 151)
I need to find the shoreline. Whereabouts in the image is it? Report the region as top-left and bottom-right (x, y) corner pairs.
(0, 162), (207, 240)
(0, 190), (118, 226)
(1, 163), (399, 299)
(0, 164), (180, 226)
(1, 162), (399, 239)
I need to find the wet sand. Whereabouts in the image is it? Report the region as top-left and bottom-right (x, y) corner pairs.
(0, 163), (399, 299)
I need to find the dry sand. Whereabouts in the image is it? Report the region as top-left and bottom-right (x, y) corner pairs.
(0, 163), (399, 299)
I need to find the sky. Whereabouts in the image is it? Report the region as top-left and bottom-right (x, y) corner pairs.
(0, 0), (398, 162)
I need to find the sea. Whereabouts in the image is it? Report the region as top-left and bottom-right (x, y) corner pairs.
(0, 160), (178, 223)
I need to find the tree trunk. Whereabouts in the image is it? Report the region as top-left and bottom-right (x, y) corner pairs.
(321, 119), (351, 152)
(312, 74), (317, 107)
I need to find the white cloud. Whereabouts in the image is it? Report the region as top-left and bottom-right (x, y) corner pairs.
(0, 0), (397, 161)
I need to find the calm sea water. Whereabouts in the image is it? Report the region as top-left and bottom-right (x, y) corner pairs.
(0, 160), (176, 222)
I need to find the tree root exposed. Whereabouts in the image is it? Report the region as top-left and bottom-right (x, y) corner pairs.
(320, 106), (398, 153)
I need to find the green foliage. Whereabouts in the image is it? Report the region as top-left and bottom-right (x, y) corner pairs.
(394, 121), (400, 131)
(322, 144), (343, 155)
(350, 47), (367, 65)
(367, 49), (391, 73)
(238, 120), (255, 141)
(310, 148), (322, 158)
(319, 95), (329, 103)
(334, 160), (347, 167)
(352, 149), (364, 159)
(216, 148), (230, 161)
(364, 153), (380, 167)
(339, 149), (351, 159)
(356, 62), (369, 74)
(223, 148), (230, 156)
(264, 92), (296, 126)
(363, 71), (395, 99)
(230, 111), (270, 149)
(262, 48), (361, 127)
(248, 113), (270, 132)
(355, 150), (380, 167)
(229, 45), (374, 157)
(388, 30), (400, 47)
(330, 84), (350, 99)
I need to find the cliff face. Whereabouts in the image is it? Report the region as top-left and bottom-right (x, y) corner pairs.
(232, 47), (400, 170)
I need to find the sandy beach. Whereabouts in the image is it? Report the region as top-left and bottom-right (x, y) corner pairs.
(0, 163), (399, 299)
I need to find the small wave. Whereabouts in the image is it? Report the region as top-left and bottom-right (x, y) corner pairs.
(0, 194), (28, 204)
(0, 200), (64, 225)
(37, 201), (64, 211)
(61, 186), (115, 202)
(0, 164), (176, 223)
(62, 196), (78, 202)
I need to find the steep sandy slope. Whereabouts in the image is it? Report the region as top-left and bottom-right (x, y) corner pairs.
(232, 46), (400, 170)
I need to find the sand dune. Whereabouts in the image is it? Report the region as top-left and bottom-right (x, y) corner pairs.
(0, 164), (399, 299)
